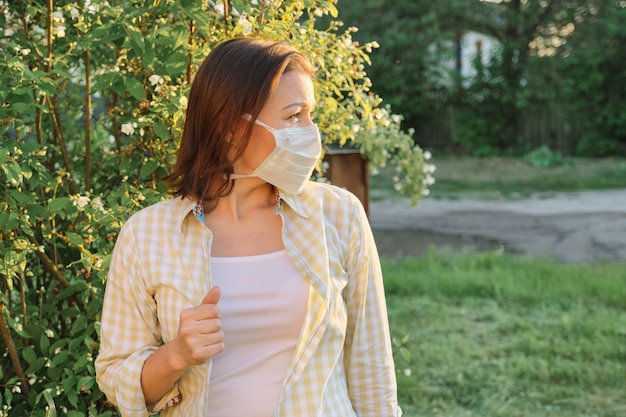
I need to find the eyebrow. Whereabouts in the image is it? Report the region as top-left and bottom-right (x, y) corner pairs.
(281, 101), (317, 111)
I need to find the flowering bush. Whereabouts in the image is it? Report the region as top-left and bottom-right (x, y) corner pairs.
(0, 0), (431, 415)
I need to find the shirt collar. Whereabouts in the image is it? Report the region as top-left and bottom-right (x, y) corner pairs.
(175, 189), (310, 234)
(278, 191), (309, 218)
(175, 196), (203, 235)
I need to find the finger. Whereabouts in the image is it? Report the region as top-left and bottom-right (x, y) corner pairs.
(202, 286), (221, 305)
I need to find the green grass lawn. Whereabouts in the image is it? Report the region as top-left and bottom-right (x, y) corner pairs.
(383, 251), (626, 417)
(370, 156), (626, 201)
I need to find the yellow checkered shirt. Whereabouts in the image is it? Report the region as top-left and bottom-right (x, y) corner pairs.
(95, 181), (401, 417)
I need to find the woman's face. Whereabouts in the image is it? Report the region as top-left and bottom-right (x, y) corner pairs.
(234, 70), (316, 174)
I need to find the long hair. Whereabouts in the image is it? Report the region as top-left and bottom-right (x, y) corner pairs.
(165, 37), (313, 209)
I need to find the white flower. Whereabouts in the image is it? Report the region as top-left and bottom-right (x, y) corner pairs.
(11, 386), (20, 394)
(90, 196), (105, 212)
(423, 150), (432, 160)
(421, 188), (430, 196)
(179, 96), (188, 108)
(149, 74), (164, 86)
(70, 7), (80, 20)
(73, 196), (90, 208)
(21, 49), (30, 56)
(209, 0), (225, 17)
(44, 329), (54, 338)
(54, 25), (66, 38)
(52, 11), (65, 23)
(403, 368), (412, 377)
(4, 27), (14, 36)
(121, 123), (134, 135)
(423, 175), (435, 186)
(423, 163), (436, 174)
(238, 15), (252, 36)
(391, 114), (401, 124)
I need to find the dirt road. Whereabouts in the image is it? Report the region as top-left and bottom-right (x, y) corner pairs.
(369, 189), (626, 264)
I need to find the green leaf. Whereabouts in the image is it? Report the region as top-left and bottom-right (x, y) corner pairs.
(400, 347), (411, 363)
(152, 122), (170, 140)
(22, 347), (36, 364)
(25, 357), (47, 374)
(51, 351), (70, 368)
(124, 77), (146, 100)
(26, 203), (46, 218)
(36, 389), (57, 417)
(47, 197), (71, 214)
(124, 24), (145, 55)
(328, 3), (338, 18)
(165, 52), (189, 76)
(67, 389), (78, 408)
(78, 376), (95, 390)
(143, 39), (155, 66)
(66, 231), (84, 247)
(140, 159), (159, 177)
(9, 189), (31, 204)
(40, 333), (50, 355)
(71, 315), (88, 336)
(1, 160), (22, 186)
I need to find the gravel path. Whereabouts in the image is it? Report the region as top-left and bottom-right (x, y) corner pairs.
(369, 189), (626, 264)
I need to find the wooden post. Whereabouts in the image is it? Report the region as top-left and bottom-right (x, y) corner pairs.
(323, 149), (369, 217)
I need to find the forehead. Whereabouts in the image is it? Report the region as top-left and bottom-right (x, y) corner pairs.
(265, 71), (315, 110)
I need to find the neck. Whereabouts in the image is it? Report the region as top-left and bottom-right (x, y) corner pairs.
(209, 179), (276, 221)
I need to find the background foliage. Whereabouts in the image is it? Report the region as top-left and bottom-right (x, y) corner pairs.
(338, 0), (626, 157)
(0, 0), (432, 415)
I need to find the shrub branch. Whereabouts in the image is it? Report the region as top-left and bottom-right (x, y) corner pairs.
(24, 232), (71, 289)
(84, 48), (92, 191)
(0, 301), (30, 395)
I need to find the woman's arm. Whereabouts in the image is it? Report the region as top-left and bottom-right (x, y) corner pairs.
(95, 221), (224, 415)
(342, 197), (402, 417)
(141, 287), (224, 405)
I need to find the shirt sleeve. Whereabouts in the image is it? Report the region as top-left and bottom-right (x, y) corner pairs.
(95, 219), (182, 417)
(342, 196), (403, 417)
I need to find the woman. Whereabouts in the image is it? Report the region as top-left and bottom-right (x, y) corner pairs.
(95, 37), (401, 417)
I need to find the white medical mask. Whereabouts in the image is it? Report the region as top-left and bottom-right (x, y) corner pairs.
(231, 119), (322, 195)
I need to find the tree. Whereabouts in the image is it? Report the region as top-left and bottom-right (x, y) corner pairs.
(336, 0), (463, 132)
(0, 1), (433, 415)
(555, 0), (626, 155)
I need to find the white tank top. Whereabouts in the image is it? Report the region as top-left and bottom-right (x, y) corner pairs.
(206, 250), (309, 417)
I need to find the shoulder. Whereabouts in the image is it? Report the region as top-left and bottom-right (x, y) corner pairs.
(295, 181), (366, 224)
(122, 196), (194, 232)
(301, 180), (363, 208)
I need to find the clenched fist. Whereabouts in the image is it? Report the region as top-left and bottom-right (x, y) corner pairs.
(171, 286), (225, 368)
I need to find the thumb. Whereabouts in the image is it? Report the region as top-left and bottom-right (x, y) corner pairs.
(202, 286), (221, 305)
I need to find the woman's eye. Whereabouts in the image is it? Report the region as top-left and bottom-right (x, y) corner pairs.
(288, 112), (301, 122)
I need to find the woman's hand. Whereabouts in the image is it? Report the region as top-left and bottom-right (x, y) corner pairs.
(141, 286), (224, 406)
(171, 286), (225, 369)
